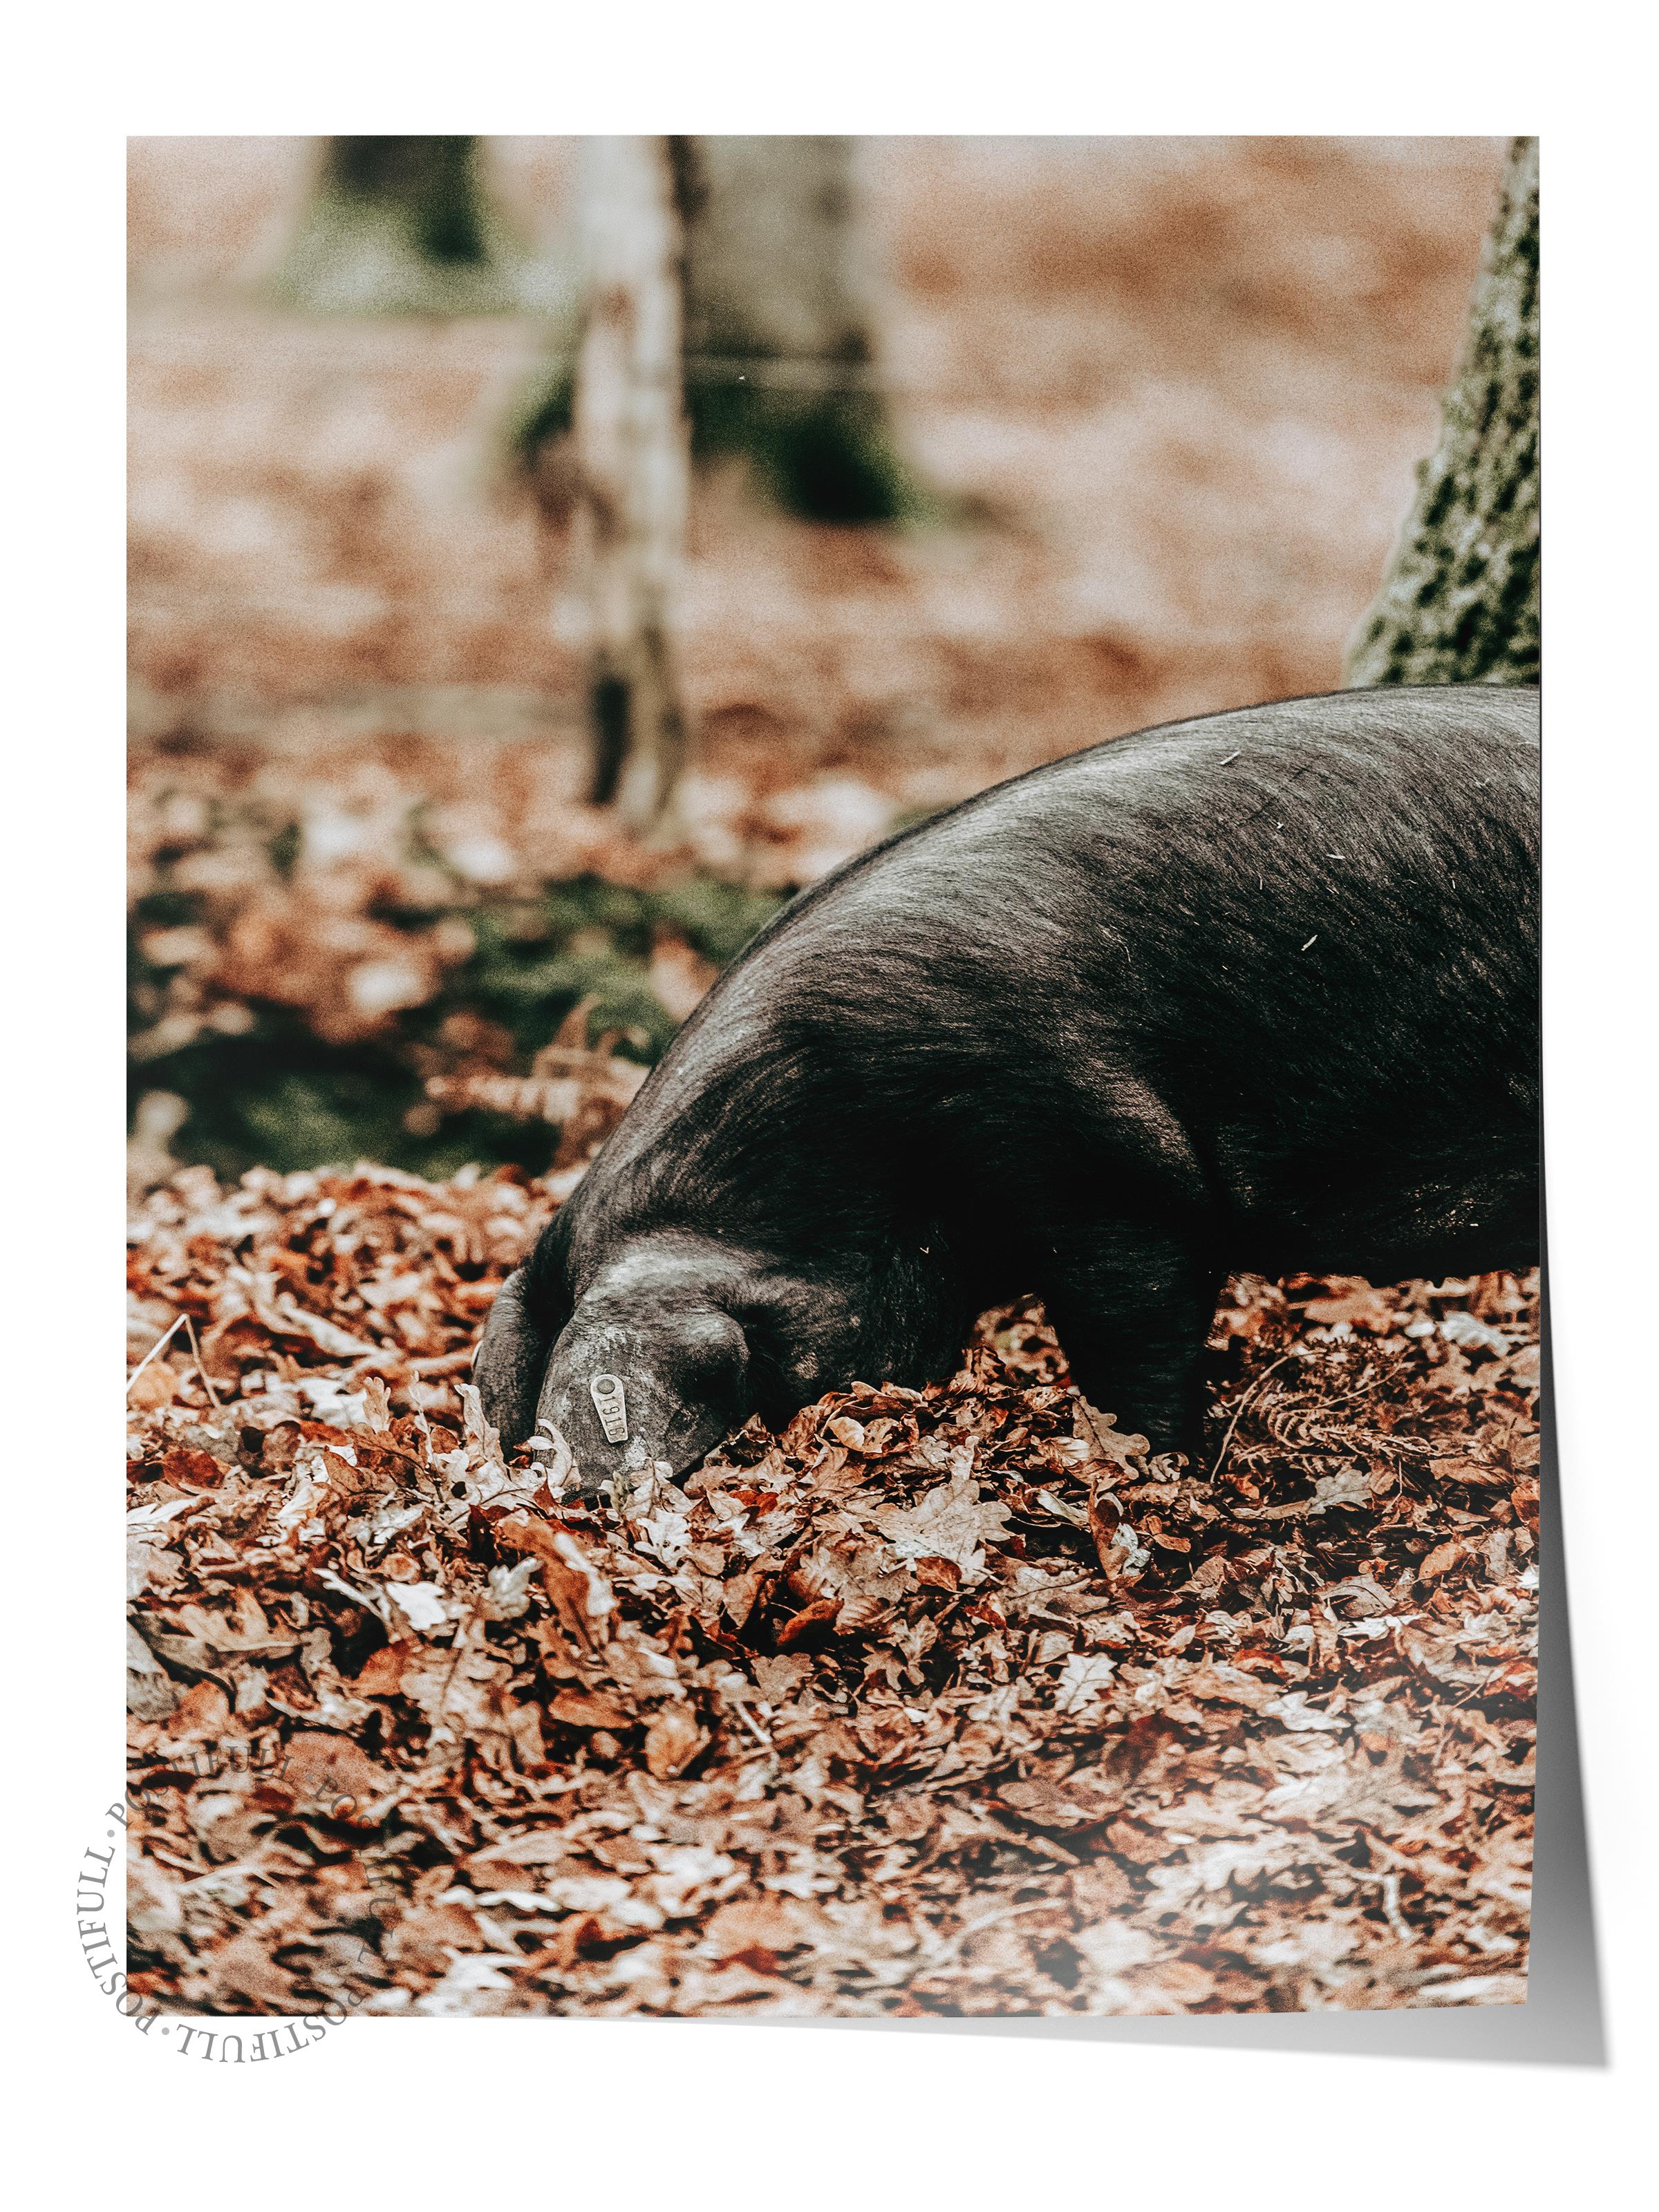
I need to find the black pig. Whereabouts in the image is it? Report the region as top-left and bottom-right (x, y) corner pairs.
(476, 685), (1539, 1489)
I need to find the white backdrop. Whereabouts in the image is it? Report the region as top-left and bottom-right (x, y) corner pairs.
(10, 8), (1651, 2206)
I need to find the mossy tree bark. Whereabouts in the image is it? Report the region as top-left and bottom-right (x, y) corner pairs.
(1345, 135), (1539, 688)
(274, 136), (519, 315)
(571, 137), (694, 830)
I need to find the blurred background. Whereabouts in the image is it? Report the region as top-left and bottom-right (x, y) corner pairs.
(128, 134), (1510, 1188)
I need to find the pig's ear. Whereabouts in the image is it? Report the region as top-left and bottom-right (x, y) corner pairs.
(474, 1267), (553, 1448)
(727, 1268), (849, 1418)
(671, 1306), (752, 1414)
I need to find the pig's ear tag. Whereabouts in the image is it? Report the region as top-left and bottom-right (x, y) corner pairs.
(589, 1373), (628, 1444)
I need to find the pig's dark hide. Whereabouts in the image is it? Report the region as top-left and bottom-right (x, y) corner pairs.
(476, 685), (1539, 1491)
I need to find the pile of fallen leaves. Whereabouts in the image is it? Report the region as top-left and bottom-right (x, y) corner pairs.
(127, 1162), (1539, 2018)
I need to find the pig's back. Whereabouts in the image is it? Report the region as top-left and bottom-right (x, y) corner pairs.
(594, 687), (1539, 1268)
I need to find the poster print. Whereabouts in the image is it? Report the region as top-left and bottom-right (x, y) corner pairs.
(126, 135), (1539, 2025)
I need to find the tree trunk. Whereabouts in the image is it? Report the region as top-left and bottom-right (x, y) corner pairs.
(274, 136), (518, 315)
(1346, 136), (1539, 687)
(680, 136), (868, 365)
(571, 137), (693, 830)
(678, 135), (917, 523)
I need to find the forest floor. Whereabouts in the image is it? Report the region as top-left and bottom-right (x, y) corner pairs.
(128, 727), (795, 1182)
(126, 1162), (1538, 2020)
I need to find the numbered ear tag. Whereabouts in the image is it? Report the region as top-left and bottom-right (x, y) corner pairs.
(589, 1373), (628, 1444)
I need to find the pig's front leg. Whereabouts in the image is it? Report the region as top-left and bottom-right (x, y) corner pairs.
(1040, 1224), (1219, 1462)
